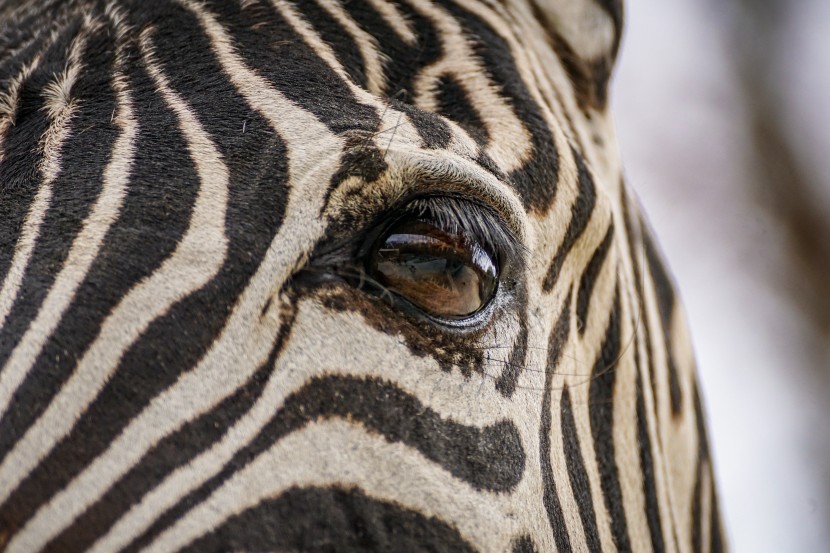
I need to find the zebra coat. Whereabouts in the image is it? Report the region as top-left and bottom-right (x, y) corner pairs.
(0, 0), (724, 551)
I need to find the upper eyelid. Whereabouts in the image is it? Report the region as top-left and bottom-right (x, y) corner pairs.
(325, 148), (529, 247)
(392, 195), (524, 263)
(392, 156), (527, 245)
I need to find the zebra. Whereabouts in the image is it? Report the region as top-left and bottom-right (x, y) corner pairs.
(0, 0), (725, 551)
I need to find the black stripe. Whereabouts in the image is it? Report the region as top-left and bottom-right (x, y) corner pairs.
(201, 0), (379, 136)
(0, 2), (80, 51)
(596, 0), (624, 45)
(342, 0), (442, 101)
(437, 0), (561, 213)
(516, 3), (585, 153)
(588, 288), (632, 551)
(296, 0), (368, 89)
(637, 371), (666, 553)
(0, 20), (117, 375)
(0, 12), (57, 86)
(530, 0), (622, 111)
(693, 377), (723, 553)
(542, 150), (597, 293)
(561, 384), (601, 553)
(44, 315), (295, 552)
(576, 222), (614, 335)
(512, 535), (540, 553)
(692, 381), (711, 467)
(691, 461), (703, 553)
(435, 74), (489, 145)
(539, 294), (573, 552)
(495, 310), (528, 398)
(529, 3), (593, 112)
(254, 375), (529, 491)
(321, 131), (393, 214)
(710, 475), (724, 553)
(388, 99), (452, 150)
(1, 3), (293, 531)
(633, 312), (685, 549)
(631, 316), (679, 549)
(124, 374), (525, 551)
(0, 22), (202, 528)
(324, 133), (389, 202)
(340, 1), (454, 149)
(621, 188), (662, 428)
(182, 486), (478, 553)
(0, 10), (40, 57)
(642, 227), (682, 415)
(0, 16), (83, 288)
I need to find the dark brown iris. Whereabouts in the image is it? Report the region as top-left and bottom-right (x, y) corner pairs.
(369, 219), (498, 318)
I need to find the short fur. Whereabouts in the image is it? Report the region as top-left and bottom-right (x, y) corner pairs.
(0, 1), (724, 551)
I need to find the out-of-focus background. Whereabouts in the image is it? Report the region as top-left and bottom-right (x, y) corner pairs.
(612, 0), (830, 551)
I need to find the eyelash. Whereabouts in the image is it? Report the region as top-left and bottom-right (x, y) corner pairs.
(366, 195), (520, 261)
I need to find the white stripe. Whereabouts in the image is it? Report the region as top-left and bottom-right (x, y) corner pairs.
(86, 297), (512, 553)
(366, 0), (418, 45)
(406, 0), (533, 173)
(144, 420), (513, 553)
(12, 3), (344, 547)
(270, 0), (355, 87)
(0, 52), (137, 433)
(0, 177), (55, 334)
(0, 22), (70, 129)
(0, 54), (42, 161)
(80, 135), (530, 553)
(497, 0), (605, 166)
(0, 30), (230, 541)
(315, 0), (387, 95)
(543, 337), (593, 552)
(613, 285), (655, 552)
(0, 29), (89, 414)
(272, 0), (486, 172)
(0, 44), (137, 553)
(530, 0), (616, 61)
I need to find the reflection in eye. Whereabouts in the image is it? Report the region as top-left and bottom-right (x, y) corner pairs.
(369, 219), (498, 318)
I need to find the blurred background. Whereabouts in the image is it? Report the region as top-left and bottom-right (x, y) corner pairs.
(612, 0), (830, 551)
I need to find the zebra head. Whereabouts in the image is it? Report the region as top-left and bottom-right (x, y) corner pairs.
(0, 1), (724, 551)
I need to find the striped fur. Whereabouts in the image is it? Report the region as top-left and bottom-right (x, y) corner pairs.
(0, 1), (724, 551)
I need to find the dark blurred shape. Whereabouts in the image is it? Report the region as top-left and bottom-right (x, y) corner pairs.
(730, 0), (830, 536)
(731, 0), (830, 368)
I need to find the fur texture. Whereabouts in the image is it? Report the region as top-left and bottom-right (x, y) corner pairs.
(0, 1), (724, 551)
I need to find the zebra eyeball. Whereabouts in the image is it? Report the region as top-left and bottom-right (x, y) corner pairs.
(369, 219), (498, 319)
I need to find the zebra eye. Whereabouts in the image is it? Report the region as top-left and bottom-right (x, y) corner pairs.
(369, 218), (498, 319)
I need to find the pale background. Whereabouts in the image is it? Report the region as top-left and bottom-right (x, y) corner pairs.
(613, 1), (830, 551)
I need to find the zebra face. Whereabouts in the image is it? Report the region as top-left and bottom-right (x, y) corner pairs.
(0, 1), (723, 552)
